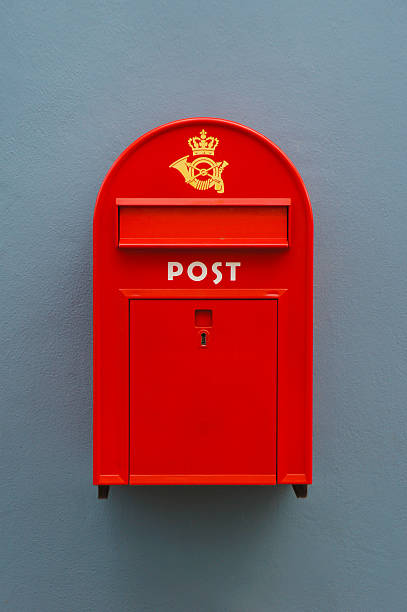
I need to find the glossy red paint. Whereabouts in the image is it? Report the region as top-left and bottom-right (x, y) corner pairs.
(93, 118), (313, 490)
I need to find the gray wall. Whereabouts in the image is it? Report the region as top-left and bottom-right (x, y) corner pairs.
(1, 1), (406, 610)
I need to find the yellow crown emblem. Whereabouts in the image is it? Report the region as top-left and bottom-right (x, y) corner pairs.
(188, 129), (219, 156)
(170, 127), (228, 193)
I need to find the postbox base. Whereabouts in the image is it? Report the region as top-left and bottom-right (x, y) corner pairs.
(97, 484), (309, 499)
(98, 485), (110, 499)
(292, 484), (308, 498)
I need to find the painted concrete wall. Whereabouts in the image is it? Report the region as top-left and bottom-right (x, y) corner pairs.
(1, 2), (406, 610)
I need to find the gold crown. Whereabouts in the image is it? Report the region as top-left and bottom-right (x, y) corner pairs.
(188, 129), (219, 156)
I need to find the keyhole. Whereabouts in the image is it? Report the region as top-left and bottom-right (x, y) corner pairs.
(200, 331), (207, 346)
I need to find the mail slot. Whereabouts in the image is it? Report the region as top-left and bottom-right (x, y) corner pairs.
(117, 199), (289, 247)
(93, 118), (313, 499)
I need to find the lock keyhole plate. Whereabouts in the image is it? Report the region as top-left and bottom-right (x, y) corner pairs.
(200, 331), (207, 346)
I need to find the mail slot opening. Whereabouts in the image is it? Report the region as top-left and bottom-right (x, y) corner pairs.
(117, 198), (290, 247)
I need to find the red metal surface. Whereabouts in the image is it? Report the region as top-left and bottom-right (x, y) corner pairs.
(93, 117), (313, 487)
(130, 298), (277, 483)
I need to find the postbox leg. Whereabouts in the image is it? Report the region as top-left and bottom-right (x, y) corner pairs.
(98, 485), (110, 499)
(292, 484), (308, 498)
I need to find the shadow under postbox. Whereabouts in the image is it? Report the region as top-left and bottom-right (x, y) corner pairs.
(93, 118), (313, 499)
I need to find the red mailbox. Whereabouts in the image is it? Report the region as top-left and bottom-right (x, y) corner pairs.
(93, 118), (313, 499)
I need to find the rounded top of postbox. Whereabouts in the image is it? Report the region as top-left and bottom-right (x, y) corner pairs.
(95, 117), (311, 211)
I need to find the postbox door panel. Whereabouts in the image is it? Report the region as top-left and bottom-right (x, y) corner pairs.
(129, 299), (277, 482)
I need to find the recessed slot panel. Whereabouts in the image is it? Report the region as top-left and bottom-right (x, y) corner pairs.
(195, 309), (212, 327)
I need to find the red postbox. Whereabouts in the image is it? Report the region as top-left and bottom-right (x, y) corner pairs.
(93, 118), (313, 499)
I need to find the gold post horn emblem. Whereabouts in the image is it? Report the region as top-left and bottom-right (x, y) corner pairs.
(169, 129), (228, 194)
